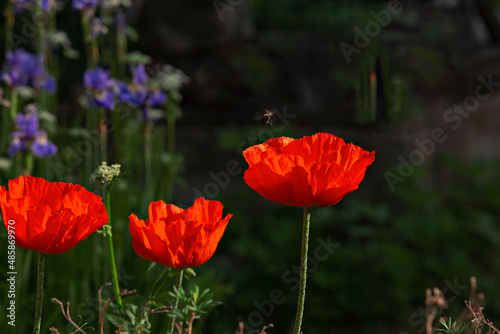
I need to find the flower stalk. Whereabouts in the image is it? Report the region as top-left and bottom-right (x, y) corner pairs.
(34, 0), (47, 59)
(100, 109), (107, 163)
(115, 14), (127, 79)
(4, 1), (14, 51)
(293, 207), (311, 334)
(24, 153), (34, 176)
(81, 12), (99, 69)
(166, 268), (184, 334)
(144, 120), (153, 203)
(90, 163), (123, 307)
(105, 189), (123, 307)
(9, 89), (18, 122)
(33, 252), (45, 334)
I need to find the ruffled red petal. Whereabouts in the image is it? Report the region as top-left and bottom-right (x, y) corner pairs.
(243, 136), (294, 166)
(243, 133), (375, 207)
(0, 176), (108, 254)
(129, 198), (232, 269)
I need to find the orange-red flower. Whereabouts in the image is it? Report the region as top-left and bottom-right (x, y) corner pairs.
(0, 175), (108, 254)
(243, 132), (375, 207)
(129, 198), (232, 269)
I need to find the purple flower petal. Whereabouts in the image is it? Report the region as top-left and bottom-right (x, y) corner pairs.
(94, 89), (115, 110)
(132, 64), (148, 86)
(148, 89), (166, 107)
(15, 111), (39, 138)
(84, 67), (115, 91)
(72, 0), (100, 10)
(32, 137), (57, 157)
(8, 138), (24, 156)
(1, 49), (55, 92)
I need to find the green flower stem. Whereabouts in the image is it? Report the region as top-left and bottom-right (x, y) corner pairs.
(144, 120), (153, 203)
(4, 2), (14, 51)
(1, 88), (16, 152)
(33, 253), (45, 334)
(0, 108), (7, 153)
(91, 106), (99, 175)
(166, 99), (176, 156)
(25, 153), (34, 176)
(165, 96), (177, 201)
(84, 105), (95, 186)
(116, 21), (127, 80)
(100, 109), (107, 163)
(293, 207), (311, 334)
(34, 0), (47, 58)
(110, 106), (124, 160)
(149, 267), (168, 300)
(9, 89), (18, 122)
(35, 0), (49, 111)
(105, 190), (123, 307)
(166, 268), (184, 334)
(81, 12), (98, 69)
(47, 9), (58, 114)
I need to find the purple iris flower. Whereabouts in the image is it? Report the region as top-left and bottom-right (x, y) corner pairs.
(72, 0), (100, 11)
(114, 12), (127, 33)
(8, 104), (57, 157)
(1, 49), (55, 92)
(13, 0), (56, 13)
(84, 67), (116, 110)
(116, 81), (147, 108)
(116, 64), (167, 120)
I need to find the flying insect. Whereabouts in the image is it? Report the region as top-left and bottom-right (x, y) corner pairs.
(261, 110), (274, 127)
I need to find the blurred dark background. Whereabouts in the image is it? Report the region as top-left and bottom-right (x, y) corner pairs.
(135, 0), (500, 332)
(135, 1), (500, 331)
(3, 0), (500, 333)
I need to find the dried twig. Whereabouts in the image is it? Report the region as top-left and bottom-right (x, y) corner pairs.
(466, 301), (500, 334)
(455, 277), (485, 327)
(426, 287), (448, 334)
(233, 321), (274, 334)
(98, 283), (136, 334)
(258, 323), (274, 334)
(51, 298), (88, 334)
(235, 321), (244, 334)
(98, 282), (113, 334)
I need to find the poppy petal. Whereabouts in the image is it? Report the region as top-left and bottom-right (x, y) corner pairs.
(129, 198), (232, 269)
(243, 133), (375, 207)
(243, 136), (295, 166)
(0, 176), (108, 254)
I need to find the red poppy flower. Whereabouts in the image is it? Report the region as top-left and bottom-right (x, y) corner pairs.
(243, 132), (375, 207)
(0, 175), (108, 254)
(129, 198), (232, 269)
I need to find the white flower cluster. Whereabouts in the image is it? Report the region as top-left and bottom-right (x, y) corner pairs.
(156, 65), (190, 92)
(90, 162), (121, 188)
